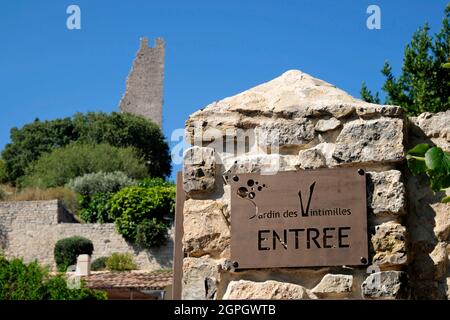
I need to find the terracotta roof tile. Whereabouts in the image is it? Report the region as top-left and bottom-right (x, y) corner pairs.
(81, 270), (173, 290)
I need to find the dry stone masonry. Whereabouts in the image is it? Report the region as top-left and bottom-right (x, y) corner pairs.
(407, 111), (450, 299)
(0, 200), (173, 271)
(181, 70), (449, 300)
(119, 37), (165, 128)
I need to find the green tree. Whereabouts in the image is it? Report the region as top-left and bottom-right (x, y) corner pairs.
(72, 112), (171, 178)
(22, 143), (147, 188)
(360, 82), (381, 104)
(361, 5), (450, 115)
(0, 158), (7, 183)
(1, 112), (171, 184)
(1, 118), (76, 184)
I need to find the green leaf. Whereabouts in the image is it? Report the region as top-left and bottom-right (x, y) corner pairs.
(442, 196), (450, 203)
(425, 147), (450, 174)
(407, 143), (430, 156)
(440, 175), (450, 189)
(429, 174), (444, 192)
(407, 157), (428, 175)
(442, 62), (450, 69)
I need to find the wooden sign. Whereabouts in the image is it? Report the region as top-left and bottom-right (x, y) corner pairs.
(228, 168), (368, 269)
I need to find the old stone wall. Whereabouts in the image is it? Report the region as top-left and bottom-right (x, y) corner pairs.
(119, 37), (164, 128)
(0, 200), (173, 271)
(181, 70), (421, 300)
(406, 111), (450, 299)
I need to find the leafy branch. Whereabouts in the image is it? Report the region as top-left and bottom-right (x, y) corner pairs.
(406, 144), (450, 203)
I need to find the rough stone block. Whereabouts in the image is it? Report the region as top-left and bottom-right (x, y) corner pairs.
(412, 111), (450, 140)
(433, 203), (450, 241)
(182, 257), (221, 300)
(362, 271), (409, 299)
(314, 117), (341, 132)
(223, 154), (300, 175)
(256, 120), (315, 147)
(367, 170), (406, 217)
(311, 274), (353, 297)
(429, 242), (449, 280)
(372, 221), (408, 267)
(183, 146), (216, 195)
(333, 118), (404, 164)
(356, 104), (404, 118)
(298, 148), (327, 169)
(223, 280), (317, 299)
(183, 200), (230, 258)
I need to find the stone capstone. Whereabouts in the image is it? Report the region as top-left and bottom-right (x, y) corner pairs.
(311, 274), (353, 297)
(183, 199), (230, 258)
(371, 221), (407, 267)
(333, 118), (404, 164)
(185, 70), (404, 148)
(367, 170), (406, 217)
(183, 146), (216, 195)
(223, 280), (317, 300)
(361, 271), (409, 299)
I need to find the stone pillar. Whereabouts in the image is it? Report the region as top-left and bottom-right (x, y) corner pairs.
(76, 254), (91, 276)
(181, 70), (410, 299)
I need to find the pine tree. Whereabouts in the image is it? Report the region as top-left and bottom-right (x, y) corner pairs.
(360, 82), (380, 104)
(361, 5), (450, 115)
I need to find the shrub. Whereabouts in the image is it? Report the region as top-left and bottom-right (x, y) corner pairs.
(105, 253), (137, 271)
(138, 177), (174, 188)
(0, 256), (106, 300)
(135, 218), (168, 249)
(44, 274), (107, 300)
(6, 187), (78, 214)
(109, 185), (175, 245)
(68, 171), (136, 196)
(22, 143), (147, 188)
(54, 236), (94, 272)
(1, 112), (171, 185)
(0, 187), (5, 201)
(91, 257), (108, 271)
(78, 192), (114, 223)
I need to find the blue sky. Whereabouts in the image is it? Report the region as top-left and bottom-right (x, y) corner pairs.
(0, 0), (447, 179)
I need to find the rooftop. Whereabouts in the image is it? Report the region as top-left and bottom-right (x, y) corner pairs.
(80, 270), (173, 290)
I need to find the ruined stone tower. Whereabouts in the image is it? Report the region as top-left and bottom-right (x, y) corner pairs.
(119, 37), (164, 128)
